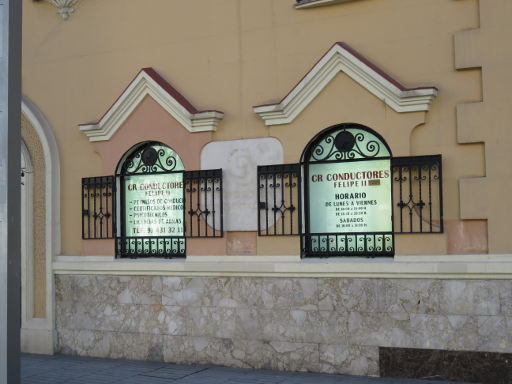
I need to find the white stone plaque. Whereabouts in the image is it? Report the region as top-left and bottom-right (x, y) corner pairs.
(201, 138), (283, 231)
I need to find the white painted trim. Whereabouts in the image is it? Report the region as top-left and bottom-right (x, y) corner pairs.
(295, 0), (359, 9)
(40, 0), (78, 20)
(21, 97), (61, 353)
(80, 70), (224, 142)
(20, 141), (35, 329)
(53, 254), (512, 279)
(253, 43), (438, 126)
(21, 328), (54, 355)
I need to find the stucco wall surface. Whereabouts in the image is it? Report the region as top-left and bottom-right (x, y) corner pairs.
(455, 0), (512, 253)
(56, 274), (512, 376)
(22, 0), (486, 256)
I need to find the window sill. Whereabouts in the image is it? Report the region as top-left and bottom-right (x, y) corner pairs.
(53, 254), (512, 279)
(294, 0), (360, 9)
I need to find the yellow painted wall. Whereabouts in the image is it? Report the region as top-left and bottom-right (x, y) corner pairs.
(22, 0), (495, 255)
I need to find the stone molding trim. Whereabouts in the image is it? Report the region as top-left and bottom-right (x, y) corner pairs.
(20, 141), (35, 328)
(21, 97), (61, 354)
(253, 42), (438, 126)
(294, 0), (360, 9)
(53, 254), (512, 279)
(454, 26), (487, 224)
(80, 68), (225, 142)
(22, 97), (61, 258)
(452, 1), (512, 252)
(36, 0), (79, 20)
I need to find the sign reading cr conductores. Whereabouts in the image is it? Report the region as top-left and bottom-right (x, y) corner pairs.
(124, 173), (184, 237)
(302, 124), (394, 257)
(308, 159), (392, 233)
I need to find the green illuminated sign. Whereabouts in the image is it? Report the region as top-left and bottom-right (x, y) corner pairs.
(124, 173), (184, 237)
(308, 159), (392, 233)
(303, 124), (394, 257)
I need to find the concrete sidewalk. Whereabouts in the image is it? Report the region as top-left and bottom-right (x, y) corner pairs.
(21, 354), (469, 384)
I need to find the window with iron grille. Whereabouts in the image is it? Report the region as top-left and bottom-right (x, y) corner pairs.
(82, 141), (224, 259)
(257, 164), (300, 236)
(184, 169), (223, 238)
(257, 156), (443, 237)
(82, 176), (115, 239)
(257, 124), (443, 258)
(392, 155), (443, 234)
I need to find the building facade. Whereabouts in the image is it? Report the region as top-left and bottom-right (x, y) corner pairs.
(21, 0), (512, 381)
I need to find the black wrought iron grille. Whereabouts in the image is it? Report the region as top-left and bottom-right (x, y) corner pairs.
(257, 164), (301, 236)
(391, 155), (443, 233)
(120, 142), (184, 175)
(82, 176), (115, 239)
(302, 232), (394, 257)
(257, 156), (443, 237)
(184, 169), (223, 238)
(115, 236), (185, 258)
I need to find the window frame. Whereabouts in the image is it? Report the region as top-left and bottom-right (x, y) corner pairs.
(81, 141), (225, 259)
(256, 124), (444, 258)
(300, 123), (394, 258)
(115, 141), (187, 259)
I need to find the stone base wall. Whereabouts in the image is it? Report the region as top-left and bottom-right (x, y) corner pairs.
(55, 275), (512, 376)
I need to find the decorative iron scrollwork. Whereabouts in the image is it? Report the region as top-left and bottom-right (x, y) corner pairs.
(308, 127), (390, 162)
(85, 142), (224, 259)
(82, 176), (115, 239)
(121, 142), (184, 175)
(257, 156), (443, 239)
(391, 155), (443, 233)
(304, 233), (394, 257)
(116, 236), (186, 258)
(258, 164), (300, 236)
(184, 169), (223, 238)
(301, 124), (394, 257)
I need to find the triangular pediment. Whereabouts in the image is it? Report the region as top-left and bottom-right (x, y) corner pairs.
(80, 68), (224, 142)
(253, 42), (438, 126)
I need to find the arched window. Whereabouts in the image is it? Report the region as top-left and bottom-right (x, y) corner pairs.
(257, 123), (443, 258)
(81, 140), (224, 258)
(116, 141), (186, 258)
(301, 123), (393, 257)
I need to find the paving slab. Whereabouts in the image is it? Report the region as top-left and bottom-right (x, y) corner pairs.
(21, 354), (470, 384)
